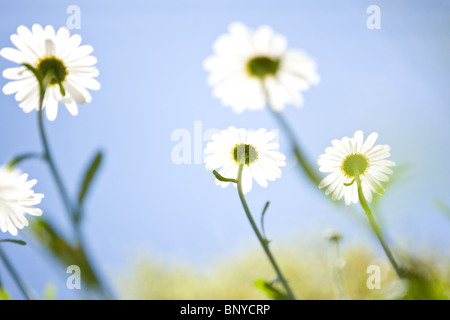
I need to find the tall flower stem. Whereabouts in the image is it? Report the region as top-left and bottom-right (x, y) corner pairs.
(38, 107), (111, 298)
(0, 246), (34, 300)
(354, 170), (404, 279)
(26, 65), (113, 299)
(262, 83), (321, 186)
(236, 164), (296, 300)
(37, 96), (74, 224)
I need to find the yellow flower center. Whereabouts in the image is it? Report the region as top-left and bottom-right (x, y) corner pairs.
(341, 153), (369, 178)
(36, 56), (67, 85)
(232, 144), (258, 165)
(246, 56), (280, 79)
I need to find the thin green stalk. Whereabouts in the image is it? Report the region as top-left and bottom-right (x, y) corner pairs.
(0, 246), (34, 300)
(7, 153), (43, 169)
(38, 100), (74, 222)
(236, 164), (296, 300)
(27, 67), (74, 223)
(354, 170), (404, 279)
(262, 83), (321, 186)
(29, 65), (113, 299)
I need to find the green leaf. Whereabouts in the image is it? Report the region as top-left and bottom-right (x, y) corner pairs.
(30, 218), (73, 265)
(30, 217), (103, 289)
(254, 279), (289, 300)
(78, 151), (103, 207)
(260, 201), (270, 242)
(212, 170), (237, 183)
(0, 239), (27, 246)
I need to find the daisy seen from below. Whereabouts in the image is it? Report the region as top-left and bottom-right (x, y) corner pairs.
(0, 165), (44, 236)
(203, 22), (320, 113)
(205, 127), (296, 299)
(318, 130), (395, 205)
(1, 24), (100, 121)
(204, 126), (286, 194)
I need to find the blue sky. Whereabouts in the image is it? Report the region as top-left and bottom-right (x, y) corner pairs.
(0, 0), (449, 299)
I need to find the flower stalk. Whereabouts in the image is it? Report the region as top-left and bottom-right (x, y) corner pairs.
(24, 63), (113, 299)
(236, 164), (296, 300)
(0, 245), (34, 300)
(262, 83), (321, 186)
(354, 167), (405, 279)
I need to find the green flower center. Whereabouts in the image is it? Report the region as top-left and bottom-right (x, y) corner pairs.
(246, 56), (280, 79)
(341, 153), (369, 178)
(36, 56), (67, 85)
(232, 144), (258, 165)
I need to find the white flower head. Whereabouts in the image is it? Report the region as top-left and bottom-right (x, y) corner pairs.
(1, 24), (100, 121)
(0, 166), (44, 236)
(318, 130), (395, 205)
(203, 22), (320, 113)
(204, 126), (286, 194)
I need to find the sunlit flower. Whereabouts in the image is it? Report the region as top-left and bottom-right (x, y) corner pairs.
(1, 24), (100, 121)
(0, 166), (44, 236)
(204, 126), (286, 194)
(318, 130), (395, 205)
(203, 22), (319, 113)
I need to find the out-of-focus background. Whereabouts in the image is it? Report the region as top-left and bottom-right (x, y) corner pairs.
(0, 0), (449, 299)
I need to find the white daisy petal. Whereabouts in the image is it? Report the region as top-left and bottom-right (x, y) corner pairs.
(45, 95), (59, 121)
(65, 101), (79, 116)
(44, 39), (55, 56)
(362, 180), (373, 202)
(344, 185), (352, 205)
(361, 132), (378, 154)
(0, 47), (34, 64)
(0, 166), (44, 236)
(353, 130), (364, 153)
(319, 171), (340, 189)
(372, 159), (396, 168)
(64, 80), (91, 103)
(241, 166), (253, 194)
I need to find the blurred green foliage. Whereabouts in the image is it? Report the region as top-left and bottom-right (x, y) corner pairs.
(30, 218), (103, 291)
(119, 245), (449, 300)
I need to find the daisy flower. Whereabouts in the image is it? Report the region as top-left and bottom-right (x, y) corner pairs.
(204, 126), (286, 194)
(318, 130), (395, 205)
(1, 24), (100, 121)
(0, 166), (44, 236)
(203, 22), (320, 113)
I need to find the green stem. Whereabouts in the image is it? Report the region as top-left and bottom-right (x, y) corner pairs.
(354, 171), (405, 279)
(236, 164), (296, 300)
(34, 70), (74, 223)
(7, 153), (43, 169)
(38, 101), (74, 222)
(261, 83), (321, 186)
(34, 69), (113, 299)
(0, 246), (34, 300)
